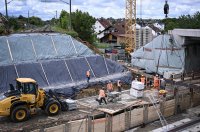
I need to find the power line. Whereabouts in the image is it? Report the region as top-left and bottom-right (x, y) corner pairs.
(41, 0), (72, 30)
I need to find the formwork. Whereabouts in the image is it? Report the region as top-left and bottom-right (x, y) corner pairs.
(30, 77), (200, 132)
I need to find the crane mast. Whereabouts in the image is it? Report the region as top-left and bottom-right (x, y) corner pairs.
(125, 0), (136, 53)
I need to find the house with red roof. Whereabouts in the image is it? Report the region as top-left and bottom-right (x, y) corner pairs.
(93, 18), (112, 39)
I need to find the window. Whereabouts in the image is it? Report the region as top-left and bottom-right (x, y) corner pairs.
(22, 83), (36, 94)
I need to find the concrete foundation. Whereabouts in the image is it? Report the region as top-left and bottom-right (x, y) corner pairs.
(30, 82), (200, 132)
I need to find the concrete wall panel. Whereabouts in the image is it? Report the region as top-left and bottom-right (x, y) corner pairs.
(68, 119), (87, 132)
(148, 105), (159, 122)
(112, 113), (125, 132)
(44, 124), (65, 132)
(93, 118), (106, 132)
(130, 108), (143, 127)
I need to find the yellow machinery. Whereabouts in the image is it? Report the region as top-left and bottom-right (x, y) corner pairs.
(0, 78), (69, 122)
(125, 0), (136, 53)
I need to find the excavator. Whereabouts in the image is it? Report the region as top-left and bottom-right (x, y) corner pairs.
(0, 78), (76, 122)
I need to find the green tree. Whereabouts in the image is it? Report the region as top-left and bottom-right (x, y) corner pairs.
(29, 16), (44, 26)
(71, 10), (95, 43)
(163, 11), (200, 31)
(0, 25), (5, 34)
(59, 10), (70, 30)
(18, 15), (26, 21)
(8, 17), (20, 31)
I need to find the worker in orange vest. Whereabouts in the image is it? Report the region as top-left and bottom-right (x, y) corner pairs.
(107, 81), (113, 94)
(98, 87), (107, 105)
(154, 74), (160, 89)
(86, 69), (90, 83)
(140, 75), (146, 84)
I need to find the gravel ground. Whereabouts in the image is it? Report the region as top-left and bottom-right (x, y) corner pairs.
(0, 107), (91, 132)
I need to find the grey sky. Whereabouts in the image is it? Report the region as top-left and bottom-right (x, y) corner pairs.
(1, 0), (200, 20)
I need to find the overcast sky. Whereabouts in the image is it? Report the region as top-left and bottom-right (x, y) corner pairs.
(1, 0), (200, 20)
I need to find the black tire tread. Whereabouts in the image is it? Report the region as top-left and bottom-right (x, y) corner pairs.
(45, 100), (60, 116)
(10, 105), (29, 122)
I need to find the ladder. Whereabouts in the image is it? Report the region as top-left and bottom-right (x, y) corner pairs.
(148, 93), (168, 131)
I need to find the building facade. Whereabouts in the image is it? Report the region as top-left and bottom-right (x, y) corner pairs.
(93, 19), (112, 39)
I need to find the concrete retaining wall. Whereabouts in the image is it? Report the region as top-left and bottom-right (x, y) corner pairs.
(112, 113), (125, 132)
(67, 119), (87, 132)
(31, 99), (177, 132)
(31, 90), (200, 132)
(148, 105), (160, 122)
(130, 107), (143, 127)
(44, 124), (66, 132)
(93, 118), (106, 132)
(193, 93), (200, 106)
(163, 99), (175, 117)
(179, 94), (190, 111)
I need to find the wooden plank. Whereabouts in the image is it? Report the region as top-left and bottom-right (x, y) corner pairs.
(97, 100), (148, 114)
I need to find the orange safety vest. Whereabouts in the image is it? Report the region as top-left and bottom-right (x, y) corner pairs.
(141, 77), (145, 84)
(154, 76), (159, 87)
(107, 83), (113, 91)
(86, 71), (90, 77)
(99, 89), (106, 97)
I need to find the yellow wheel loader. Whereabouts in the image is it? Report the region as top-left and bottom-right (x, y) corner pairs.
(0, 78), (71, 122)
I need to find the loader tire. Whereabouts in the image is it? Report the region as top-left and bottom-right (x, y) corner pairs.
(45, 100), (61, 116)
(11, 105), (30, 122)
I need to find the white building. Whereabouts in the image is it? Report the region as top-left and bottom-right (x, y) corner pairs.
(153, 22), (165, 31)
(93, 19), (111, 39)
(142, 26), (153, 46)
(135, 25), (153, 50)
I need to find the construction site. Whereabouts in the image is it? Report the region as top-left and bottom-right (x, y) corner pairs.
(0, 0), (200, 132)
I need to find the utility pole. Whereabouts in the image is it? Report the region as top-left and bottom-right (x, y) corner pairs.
(28, 10), (29, 29)
(5, 0), (8, 18)
(42, 0), (72, 30)
(59, 0), (72, 30)
(56, 10), (57, 19)
(68, 0), (72, 30)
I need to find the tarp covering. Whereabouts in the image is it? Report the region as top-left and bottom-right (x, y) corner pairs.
(0, 65), (17, 93)
(0, 33), (93, 65)
(0, 33), (132, 95)
(131, 35), (185, 77)
(0, 56), (131, 94)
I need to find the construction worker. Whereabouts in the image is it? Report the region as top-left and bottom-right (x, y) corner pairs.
(117, 80), (122, 92)
(107, 81), (113, 94)
(135, 76), (139, 81)
(140, 75), (146, 84)
(98, 87), (107, 105)
(160, 77), (166, 90)
(86, 69), (90, 83)
(154, 74), (160, 89)
(159, 89), (167, 98)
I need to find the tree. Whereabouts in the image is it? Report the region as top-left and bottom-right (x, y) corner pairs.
(59, 10), (70, 30)
(163, 11), (200, 31)
(18, 15), (26, 20)
(29, 16), (44, 26)
(8, 17), (20, 31)
(71, 10), (95, 43)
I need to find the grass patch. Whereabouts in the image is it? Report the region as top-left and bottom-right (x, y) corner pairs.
(94, 42), (111, 49)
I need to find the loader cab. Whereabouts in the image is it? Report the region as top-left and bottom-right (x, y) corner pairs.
(16, 78), (38, 95)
